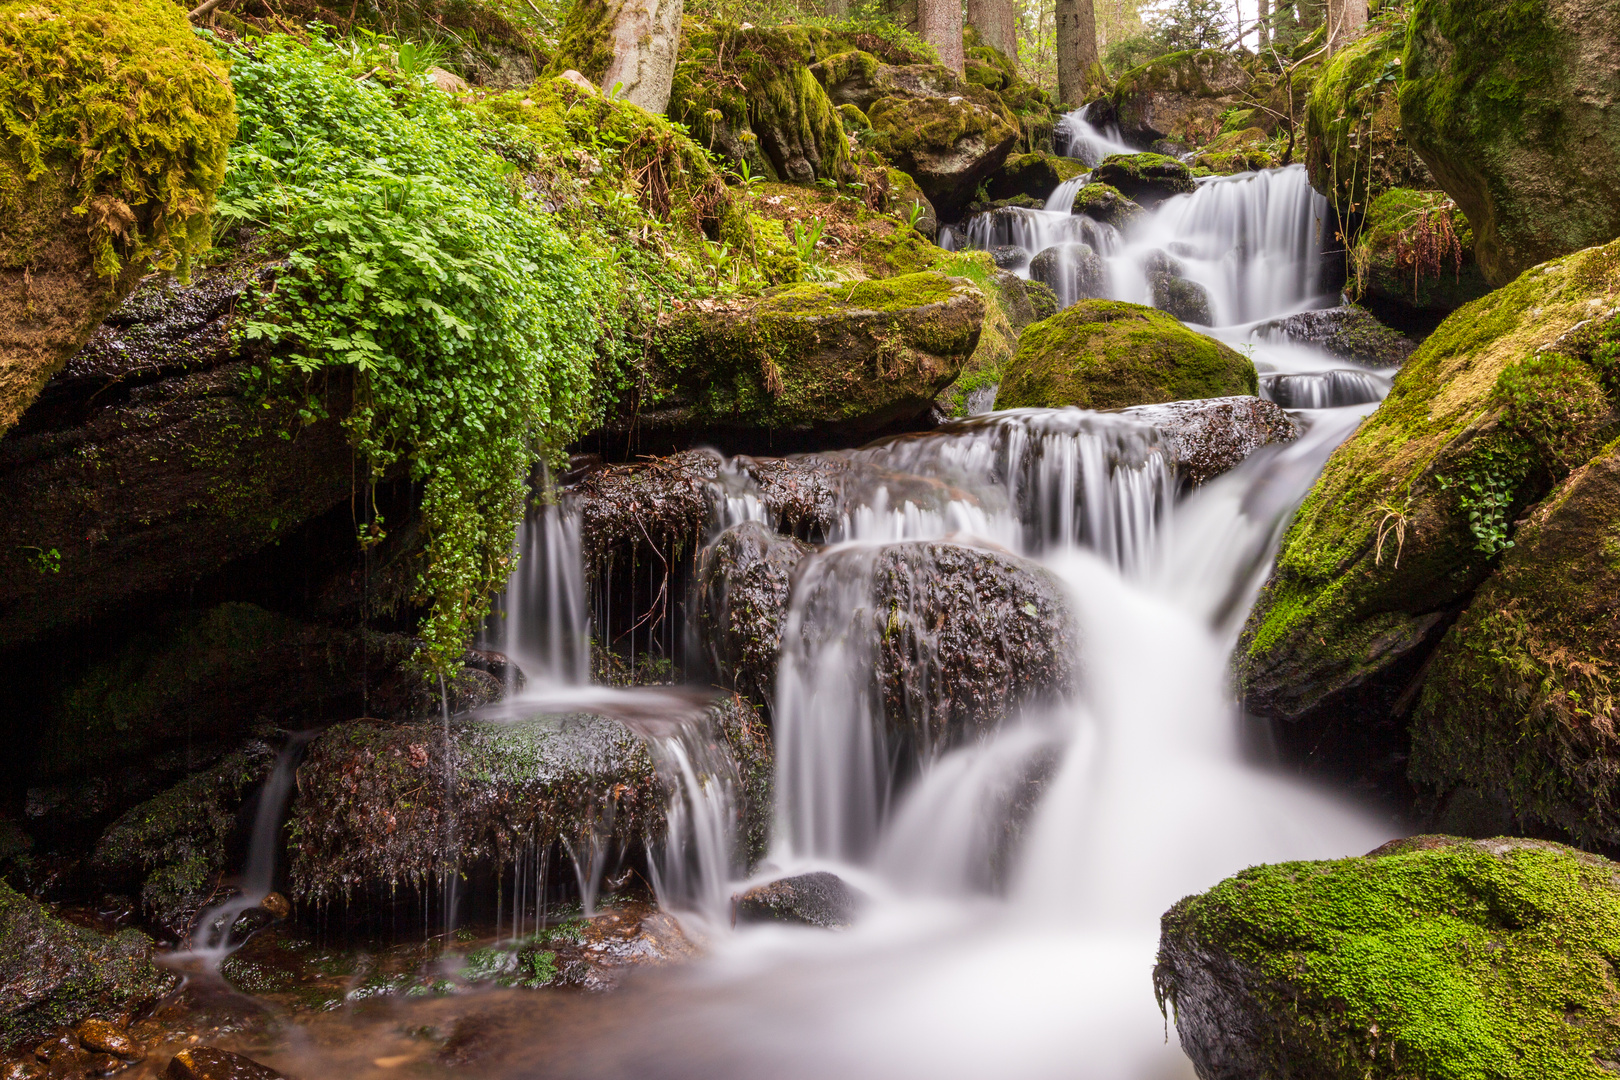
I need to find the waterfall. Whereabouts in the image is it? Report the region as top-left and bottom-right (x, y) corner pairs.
(482, 475), (590, 689)
(1052, 104), (1136, 166)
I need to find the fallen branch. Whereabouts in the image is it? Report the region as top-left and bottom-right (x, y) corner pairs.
(188, 0), (229, 20)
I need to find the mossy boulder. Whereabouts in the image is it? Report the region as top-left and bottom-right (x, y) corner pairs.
(1190, 126), (1275, 175)
(1410, 438), (1620, 849)
(1400, 0), (1620, 285)
(996, 301), (1258, 411)
(1110, 50), (1252, 150)
(985, 152), (1086, 203)
(1239, 239), (1620, 727)
(286, 695), (771, 903)
(1304, 26), (1433, 216)
(1091, 153), (1197, 206)
(649, 272), (985, 441)
(1071, 182), (1144, 228)
(0, 0), (237, 438)
(1156, 836), (1620, 1079)
(0, 879), (178, 1045)
(933, 271), (1022, 418)
(1351, 188), (1492, 330)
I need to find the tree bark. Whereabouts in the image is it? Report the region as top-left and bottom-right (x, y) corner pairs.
(1257, 0), (1270, 50)
(824, 0), (850, 17)
(967, 0), (1020, 61)
(1054, 0), (1099, 107)
(1325, 0), (1367, 54)
(1298, 0), (1323, 30)
(600, 0), (684, 114)
(920, 0), (966, 75)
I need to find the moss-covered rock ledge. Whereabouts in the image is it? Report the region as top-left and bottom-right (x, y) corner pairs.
(648, 272), (984, 443)
(1156, 836), (1620, 1079)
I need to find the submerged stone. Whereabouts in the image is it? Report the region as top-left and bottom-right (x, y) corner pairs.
(1156, 836), (1620, 1080)
(733, 871), (865, 929)
(164, 1047), (285, 1080)
(996, 300), (1257, 411)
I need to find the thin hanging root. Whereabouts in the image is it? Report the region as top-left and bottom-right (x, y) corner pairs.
(1374, 503), (1409, 568)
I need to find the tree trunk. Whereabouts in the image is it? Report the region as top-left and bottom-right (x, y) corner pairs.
(920, 0), (966, 75)
(1325, 0), (1367, 54)
(1298, 0), (1323, 31)
(1054, 0), (1098, 107)
(600, 0), (684, 114)
(967, 0), (1019, 61)
(1257, 0), (1270, 50)
(824, 0), (850, 17)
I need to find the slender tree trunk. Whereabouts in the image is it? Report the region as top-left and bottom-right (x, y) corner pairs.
(1298, 0), (1323, 30)
(1257, 0), (1270, 50)
(1233, 0), (1243, 48)
(1325, 0), (1367, 54)
(967, 0), (1020, 61)
(1054, 0), (1098, 106)
(824, 0), (850, 16)
(600, 0), (684, 113)
(920, 0), (966, 75)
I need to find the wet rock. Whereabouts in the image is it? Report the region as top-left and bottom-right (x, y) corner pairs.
(1028, 243), (1107, 306)
(1254, 304), (1416, 368)
(286, 696), (770, 905)
(997, 300), (1257, 411)
(1239, 240), (1620, 731)
(1156, 837), (1620, 1080)
(1410, 439), (1620, 849)
(1349, 189), (1491, 331)
(76, 1016), (141, 1060)
(695, 522), (813, 709)
(258, 893), (290, 920)
(989, 245), (1028, 270)
(1110, 50), (1252, 150)
(1122, 397), (1301, 487)
(0, 266), (358, 650)
(985, 152), (1086, 203)
(734, 871), (864, 929)
(1401, 0), (1620, 284)
(1259, 370), (1387, 410)
(990, 272), (1059, 332)
(1072, 182), (1143, 229)
(0, 881), (177, 1046)
(647, 273), (985, 444)
(1150, 274), (1211, 325)
(1090, 153), (1197, 206)
(164, 1047), (285, 1080)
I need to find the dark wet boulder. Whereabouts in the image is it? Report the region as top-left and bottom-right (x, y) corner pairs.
(1410, 439), (1620, 849)
(0, 880), (178, 1045)
(648, 273), (985, 445)
(1072, 182), (1143, 228)
(991, 271), (1059, 332)
(1401, 0), (1620, 285)
(695, 521), (813, 709)
(985, 152), (1085, 203)
(1028, 243), (1107, 306)
(1123, 397), (1301, 487)
(734, 871), (865, 929)
(997, 300), (1257, 411)
(1110, 51), (1251, 151)
(286, 695), (772, 903)
(1150, 273), (1211, 325)
(1156, 836), (1620, 1080)
(165, 1047), (286, 1080)
(0, 267), (356, 650)
(1349, 189), (1491, 330)
(1254, 304), (1416, 368)
(1239, 239), (1620, 730)
(1091, 153), (1197, 207)
(990, 245), (1029, 270)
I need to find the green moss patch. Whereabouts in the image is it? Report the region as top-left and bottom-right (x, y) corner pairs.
(995, 300), (1255, 411)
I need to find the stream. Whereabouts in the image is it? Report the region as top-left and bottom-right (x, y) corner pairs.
(177, 112), (1405, 1079)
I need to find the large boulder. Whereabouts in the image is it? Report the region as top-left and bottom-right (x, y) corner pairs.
(1401, 0), (1620, 284)
(813, 52), (1022, 217)
(0, 0), (236, 438)
(1349, 188), (1492, 330)
(995, 300), (1258, 411)
(286, 696), (772, 903)
(1304, 27), (1433, 216)
(648, 272), (985, 445)
(932, 270), (1025, 419)
(1239, 239), (1620, 730)
(0, 267), (358, 650)
(1254, 304), (1417, 368)
(1156, 836), (1620, 1080)
(1091, 153), (1197, 206)
(1410, 439), (1620, 849)
(1109, 50), (1252, 152)
(0, 879), (178, 1045)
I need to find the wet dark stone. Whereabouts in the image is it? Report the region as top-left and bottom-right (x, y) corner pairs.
(1121, 397), (1301, 487)
(990, 271), (1059, 331)
(1254, 305), (1416, 368)
(695, 521), (813, 709)
(990, 245), (1029, 270)
(1029, 242), (1107, 304)
(734, 871), (864, 929)
(163, 1047), (285, 1080)
(1151, 273), (1212, 325)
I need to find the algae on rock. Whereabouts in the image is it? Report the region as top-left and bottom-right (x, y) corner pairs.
(996, 301), (1257, 411)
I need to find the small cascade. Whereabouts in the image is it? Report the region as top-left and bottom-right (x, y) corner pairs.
(1261, 369), (1389, 409)
(1052, 104), (1135, 166)
(482, 474), (590, 689)
(642, 714), (739, 925)
(185, 733), (313, 964)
